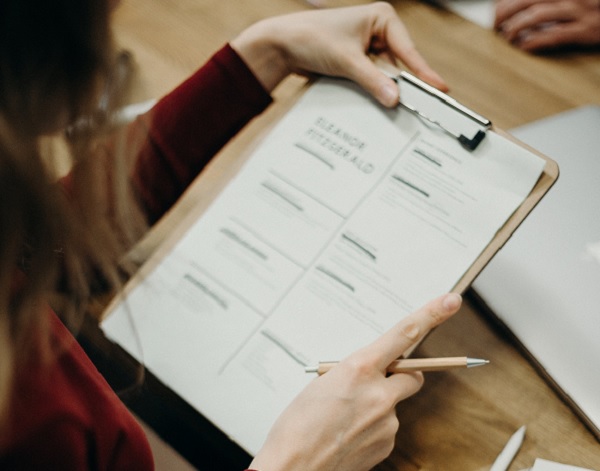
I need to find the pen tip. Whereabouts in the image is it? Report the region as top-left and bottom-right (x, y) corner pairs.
(467, 358), (490, 368)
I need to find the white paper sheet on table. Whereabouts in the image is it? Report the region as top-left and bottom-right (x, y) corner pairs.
(436, 0), (495, 28)
(473, 106), (600, 441)
(529, 458), (597, 471)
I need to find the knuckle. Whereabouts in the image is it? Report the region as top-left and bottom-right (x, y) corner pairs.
(342, 355), (375, 378)
(371, 1), (394, 13)
(415, 372), (425, 389)
(405, 373), (425, 398)
(427, 305), (446, 325)
(368, 2), (398, 23)
(385, 413), (400, 435)
(398, 321), (420, 341)
(370, 385), (393, 407)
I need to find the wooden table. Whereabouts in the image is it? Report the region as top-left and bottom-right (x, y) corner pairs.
(107, 1), (600, 469)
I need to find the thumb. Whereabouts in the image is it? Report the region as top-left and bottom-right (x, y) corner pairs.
(346, 55), (400, 108)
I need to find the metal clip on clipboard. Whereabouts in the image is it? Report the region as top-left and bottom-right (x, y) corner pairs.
(394, 72), (492, 151)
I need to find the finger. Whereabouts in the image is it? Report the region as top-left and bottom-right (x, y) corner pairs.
(347, 39), (447, 106)
(345, 3), (447, 104)
(343, 54), (402, 107)
(517, 21), (595, 49)
(496, 0), (536, 27)
(394, 44), (449, 93)
(360, 2), (447, 91)
(374, 50), (399, 67)
(495, 0), (561, 27)
(385, 371), (424, 403)
(382, 18), (448, 92)
(367, 292), (462, 371)
(501, 3), (580, 41)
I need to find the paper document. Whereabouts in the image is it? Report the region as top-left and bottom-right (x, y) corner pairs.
(433, 0), (496, 28)
(529, 458), (597, 471)
(102, 78), (545, 454)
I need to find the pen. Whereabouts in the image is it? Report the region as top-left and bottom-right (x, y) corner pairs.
(489, 425), (526, 471)
(304, 356), (489, 375)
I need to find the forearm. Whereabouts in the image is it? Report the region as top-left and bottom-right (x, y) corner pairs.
(230, 20), (291, 94)
(131, 44), (272, 223)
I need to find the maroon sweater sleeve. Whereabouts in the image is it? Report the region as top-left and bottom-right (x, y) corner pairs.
(133, 43), (272, 223)
(0, 310), (154, 470)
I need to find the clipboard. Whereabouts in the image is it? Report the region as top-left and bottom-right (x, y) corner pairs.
(100, 72), (560, 464)
(454, 125), (559, 293)
(391, 71), (559, 295)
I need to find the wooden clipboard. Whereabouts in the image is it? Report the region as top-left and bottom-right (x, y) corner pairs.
(104, 74), (560, 364)
(452, 127), (559, 294)
(98, 73), (561, 464)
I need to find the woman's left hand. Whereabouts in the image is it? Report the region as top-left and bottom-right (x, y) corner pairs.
(231, 2), (447, 108)
(248, 293), (462, 471)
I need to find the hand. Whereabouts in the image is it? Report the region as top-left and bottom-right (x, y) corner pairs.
(495, 0), (600, 51)
(249, 292), (462, 471)
(231, 2), (447, 108)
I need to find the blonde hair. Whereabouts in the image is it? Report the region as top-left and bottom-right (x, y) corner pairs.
(0, 0), (146, 433)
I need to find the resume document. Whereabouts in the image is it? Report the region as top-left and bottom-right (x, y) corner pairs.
(102, 78), (545, 454)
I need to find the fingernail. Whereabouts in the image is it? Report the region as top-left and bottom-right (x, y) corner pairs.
(381, 81), (399, 107)
(443, 293), (462, 311)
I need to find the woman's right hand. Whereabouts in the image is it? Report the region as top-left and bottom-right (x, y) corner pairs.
(495, 0), (600, 51)
(249, 292), (462, 471)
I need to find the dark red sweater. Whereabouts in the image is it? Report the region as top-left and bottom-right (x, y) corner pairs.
(0, 44), (271, 470)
